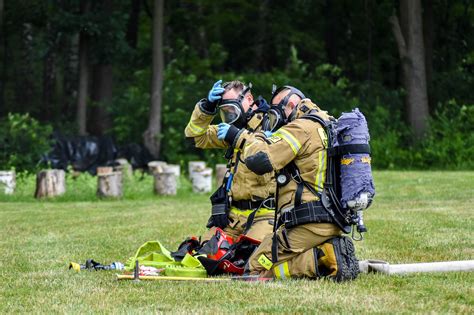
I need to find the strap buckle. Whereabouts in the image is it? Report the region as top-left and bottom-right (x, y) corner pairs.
(262, 197), (276, 210)
(291, 168), (302, 184)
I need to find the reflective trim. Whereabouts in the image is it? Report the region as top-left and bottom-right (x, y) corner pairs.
(187, 121), (206, 136)
(230, 207), (274, 217)
(315, 150), (327, 192)
(274, 129), (301, 155)
(274, 262), (290, 279)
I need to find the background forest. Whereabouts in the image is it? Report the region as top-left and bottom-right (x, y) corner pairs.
(0, 0), (473, 171)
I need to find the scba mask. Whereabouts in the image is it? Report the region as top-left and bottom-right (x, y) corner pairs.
(266, 85), (306, 132)
(218, 83), (253, 129)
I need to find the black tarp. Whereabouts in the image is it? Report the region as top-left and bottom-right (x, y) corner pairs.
(41, 133), (153, 175)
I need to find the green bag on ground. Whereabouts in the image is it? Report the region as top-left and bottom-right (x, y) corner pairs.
(125, 241), (207, 278)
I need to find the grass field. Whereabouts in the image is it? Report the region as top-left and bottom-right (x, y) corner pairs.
(0, 171), (473, 313)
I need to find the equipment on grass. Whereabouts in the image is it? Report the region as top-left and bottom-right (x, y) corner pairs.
(116, 274), (272, 282)
(197, 230), (261, 276)
(69, 259), (124, 272)
(171, 236), (201, 261)
(118, 257), (272, 282)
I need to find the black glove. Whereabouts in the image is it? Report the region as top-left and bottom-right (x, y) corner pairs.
(254, 95), (270, 113)
(207, 186), (230, 228)
(206, 212), (229, 229)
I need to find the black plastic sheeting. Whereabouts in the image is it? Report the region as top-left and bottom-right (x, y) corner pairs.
(41, 133), (153, 175)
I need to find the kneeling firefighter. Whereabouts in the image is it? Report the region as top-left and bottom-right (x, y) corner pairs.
(219, 86), (373, 281)
(184, 80), (276, 248)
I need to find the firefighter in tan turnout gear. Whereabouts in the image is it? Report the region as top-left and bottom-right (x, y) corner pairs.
(219, 86), (360, 281)
(184, 80), (276, 242)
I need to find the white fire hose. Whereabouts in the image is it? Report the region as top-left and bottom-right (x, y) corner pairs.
(359, 259), (474, 275)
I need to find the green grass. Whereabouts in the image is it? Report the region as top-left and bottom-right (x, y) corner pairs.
(0, 171), (473, 313)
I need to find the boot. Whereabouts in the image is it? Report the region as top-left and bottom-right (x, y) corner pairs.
(316, 236), (359, 282)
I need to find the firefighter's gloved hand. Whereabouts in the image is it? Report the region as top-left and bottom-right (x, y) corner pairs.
(218, 123), (241, 145)
(255, 96), (270, 113)
(208, 80), (225, 103)
(264, 131), (273, 138)
(217, 123), (231, 140)
(201, 80), (225, 113)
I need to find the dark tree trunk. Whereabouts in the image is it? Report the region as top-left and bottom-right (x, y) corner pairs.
(126, 0), (141, 49)
(253, 0), (269, 70)
(89, 0), (114, 136)
(77, 0), (90, 135)
(365, 0), (373, 83)
(17, 23), (35, 112)
(62, 34), (79, 121)
(0, 0), (4, 114)
(390, 0), (429, 139)
(324, 0), (338, 64)
(143, 0), (164, 159)
(197, 1), (208, 59)
(42, 45), (55, 122)
(89, 65), (113, 136)
(423, 0), (434, 112)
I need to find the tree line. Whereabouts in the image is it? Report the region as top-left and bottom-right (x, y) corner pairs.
(0, 0), (472, 170)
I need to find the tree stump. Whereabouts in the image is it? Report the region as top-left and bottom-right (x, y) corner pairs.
(215, 164), (227, 187)
(114, 158), (133, 179)
(35, 169), (66, 198)
(0, 171), (16, 194)
(148, 161), (167, 174)
(97, 167), (114, 176)
(192, 167), (213, 193)
(154, 171), (177, 196)
(97, 171), (123, 198)
(188, 161), (206, 182)
(163, 164), (181, 187)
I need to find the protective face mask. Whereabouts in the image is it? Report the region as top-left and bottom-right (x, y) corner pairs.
(267, 106), (287, 132)
(219, 102), (242, 125)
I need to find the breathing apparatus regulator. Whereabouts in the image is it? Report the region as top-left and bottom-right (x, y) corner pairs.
(217, 82), (253, 129)
(263, 85), (306, 132)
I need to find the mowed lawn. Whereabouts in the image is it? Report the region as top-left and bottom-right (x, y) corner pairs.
(0, 171), (473, 313)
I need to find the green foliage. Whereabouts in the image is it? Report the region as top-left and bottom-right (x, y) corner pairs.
(422, 101), (474, 169)
(0, 113), (52, 171)
(2, 0), (473, 171)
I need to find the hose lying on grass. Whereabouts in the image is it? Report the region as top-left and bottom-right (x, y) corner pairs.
(358, 260), (474, 274)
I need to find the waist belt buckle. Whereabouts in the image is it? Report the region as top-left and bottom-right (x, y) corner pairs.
(262, 198), (276, 210)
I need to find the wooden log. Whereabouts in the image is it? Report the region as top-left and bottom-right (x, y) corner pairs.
(163, 164), (181, 187)
(153, 171), (177, 195)
(188, 161), (206, 182)
(0, 171), (16, 194)
(192, 167), (212, 193)
(114, 158), (133, 179)
(97, 171), (123, 198)
(148, 161), (168, 174)
(215, 164), (227, 187)
(35, 169), (66, 198)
